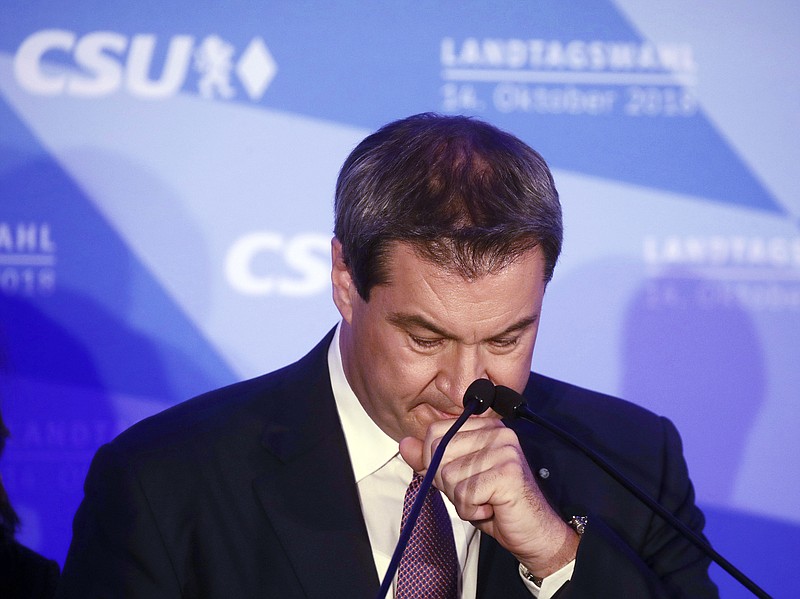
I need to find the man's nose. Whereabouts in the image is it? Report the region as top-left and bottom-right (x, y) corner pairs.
(435, 345), (488, 408)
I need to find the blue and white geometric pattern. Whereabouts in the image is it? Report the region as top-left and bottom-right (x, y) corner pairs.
(0, 3), (796, 597)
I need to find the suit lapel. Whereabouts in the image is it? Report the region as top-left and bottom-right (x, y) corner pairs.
(252, 331), (379, 598)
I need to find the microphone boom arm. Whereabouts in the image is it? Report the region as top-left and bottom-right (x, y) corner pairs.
(493, 384), (771, 599)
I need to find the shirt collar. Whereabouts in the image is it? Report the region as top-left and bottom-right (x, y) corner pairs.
(328, 322), (402, 483)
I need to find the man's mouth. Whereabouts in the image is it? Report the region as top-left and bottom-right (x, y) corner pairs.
(419, 403), (462, 420)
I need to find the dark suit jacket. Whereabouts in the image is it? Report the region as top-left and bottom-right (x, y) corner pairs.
(58, 330), (717, 598)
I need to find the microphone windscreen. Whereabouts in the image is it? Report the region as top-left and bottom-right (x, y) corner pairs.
(493, 385), (525, 419)
(463, 378), (495, 414)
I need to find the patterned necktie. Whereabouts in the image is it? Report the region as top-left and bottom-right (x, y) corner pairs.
(395, 473), (459, 599)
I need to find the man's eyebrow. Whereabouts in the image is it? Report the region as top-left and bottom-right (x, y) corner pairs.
(489, 315), (538, 339)
(386, 313), (452, 338)
(386, 312), (538, 341)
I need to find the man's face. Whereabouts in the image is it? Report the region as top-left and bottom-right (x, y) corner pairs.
(332, 240), (547, 442)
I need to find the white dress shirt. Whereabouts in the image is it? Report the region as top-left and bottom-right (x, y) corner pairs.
(327, 324), (573, 598)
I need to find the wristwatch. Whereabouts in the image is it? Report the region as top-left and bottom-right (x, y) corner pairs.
(519, 515), (588, 587)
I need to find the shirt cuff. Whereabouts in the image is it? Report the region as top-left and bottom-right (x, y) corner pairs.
(519, 559), (575, 598)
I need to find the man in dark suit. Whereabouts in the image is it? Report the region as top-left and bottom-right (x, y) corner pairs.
(58, 114), (718, 598)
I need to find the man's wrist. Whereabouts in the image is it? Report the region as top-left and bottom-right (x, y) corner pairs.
(518, 515), (587, 581)
(519, 559), (577, 599)
(519, 562), (544, 587)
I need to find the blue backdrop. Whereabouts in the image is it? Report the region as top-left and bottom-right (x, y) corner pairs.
(1, 2), (797, 596)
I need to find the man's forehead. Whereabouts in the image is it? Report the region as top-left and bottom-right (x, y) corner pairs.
(382, 241), (545, 283)
(373, 242), (546, 337)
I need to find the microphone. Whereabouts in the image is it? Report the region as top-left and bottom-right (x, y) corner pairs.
(482, 381), (771, 599)
(461, 377), (495, 415)
(374, 380), (494, 599)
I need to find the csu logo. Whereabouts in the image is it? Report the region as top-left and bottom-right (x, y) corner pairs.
(225, 232), (330, 297)
(14, 29), (277, 100)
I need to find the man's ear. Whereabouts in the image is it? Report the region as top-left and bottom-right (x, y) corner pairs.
(331, 237), (357, 323)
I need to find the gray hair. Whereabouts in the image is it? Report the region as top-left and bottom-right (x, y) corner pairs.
(334, 113), (563, 300)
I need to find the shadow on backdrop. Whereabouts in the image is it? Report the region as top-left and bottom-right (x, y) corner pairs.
(1, 152), (235, 564)
(620, 272), (795, 596)
(620, 271), (765, 505)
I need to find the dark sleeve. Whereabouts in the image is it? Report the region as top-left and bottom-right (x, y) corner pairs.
(558, 417), (719, 599)
(56, 443), (182, 599)
(0, 539), (60, 599)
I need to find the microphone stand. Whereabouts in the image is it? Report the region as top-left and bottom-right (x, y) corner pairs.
(374, 394), (486, 599)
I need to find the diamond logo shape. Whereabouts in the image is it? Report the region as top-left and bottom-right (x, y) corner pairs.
(236, 37), (277, 100)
